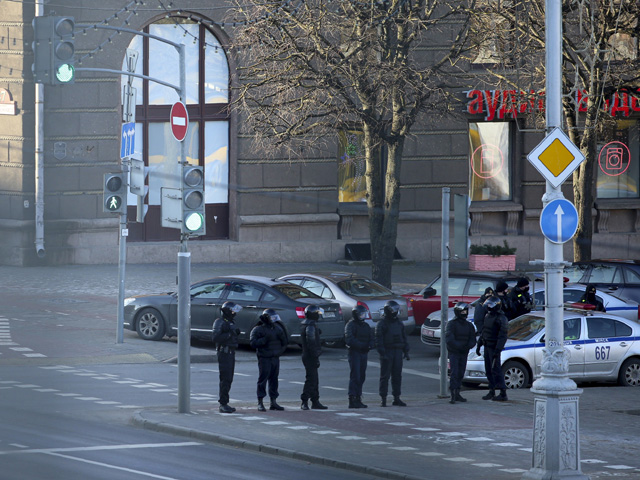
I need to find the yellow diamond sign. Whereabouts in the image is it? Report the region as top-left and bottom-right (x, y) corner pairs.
(527, 127), (585, 188)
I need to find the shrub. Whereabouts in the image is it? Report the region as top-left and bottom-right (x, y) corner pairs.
(469, 240), (516, 256)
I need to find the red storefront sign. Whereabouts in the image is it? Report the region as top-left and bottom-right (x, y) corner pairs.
(466, 89), (640, 121)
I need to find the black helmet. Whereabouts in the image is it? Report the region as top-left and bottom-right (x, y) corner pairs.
(304, 304), (324, 321)
(260, 308), (280, 324)
(484, 296), (502, 313)
(221, 301), (242, 318)
(454, 302), (469, 320)
(383, 300), (400, 319)
(352, 304), (368, 322)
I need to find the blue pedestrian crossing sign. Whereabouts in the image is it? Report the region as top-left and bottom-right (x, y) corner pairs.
(120, 122), (135, 159)
(540, 198), (579, 244)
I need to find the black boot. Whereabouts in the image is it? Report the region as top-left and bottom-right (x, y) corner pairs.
(455, 390), (467, 403)
(270, 398), (285, 410)
(301, 399), (309, 410)
(392, 396), (407, 407)
(311, 399), (328, 410)
(450, 390), (456, 404)
(219, 404), (236, 413)
(380, 396), (387, 407)
(356, 396), (368, 408)
(482, 390), (495, 400)
(492, 389), (508, 402)
(257, 398), (266, 412)
(348, 396), (358, 409)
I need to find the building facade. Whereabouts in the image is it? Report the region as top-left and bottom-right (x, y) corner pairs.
(1, 1), (639, 267)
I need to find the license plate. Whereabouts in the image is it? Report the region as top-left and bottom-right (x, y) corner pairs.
(426, 330), (435, 337)
(324, 312), (335, 318)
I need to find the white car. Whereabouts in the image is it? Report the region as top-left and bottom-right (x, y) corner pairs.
(463, 310), (640, 389)
(421, 284), (640, 347)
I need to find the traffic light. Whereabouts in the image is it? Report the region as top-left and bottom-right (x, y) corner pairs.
(31, 16), (75, 85)
(130, 158), (149, 223)
(180, 165), (205, 236)
(103, 172), (127, 214)
(453, 194), (471, 259)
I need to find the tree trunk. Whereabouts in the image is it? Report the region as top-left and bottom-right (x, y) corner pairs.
(370, 139), (403, 288)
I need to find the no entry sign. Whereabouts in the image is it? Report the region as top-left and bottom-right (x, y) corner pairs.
(170, 101), (189, 142)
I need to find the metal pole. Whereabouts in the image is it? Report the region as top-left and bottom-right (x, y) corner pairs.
(177, 250), (191, 413)
(439, 187), (450, 398)
(523, 1), (587, 478)
(176, 43), (191, 414)
(34, 0), (45, 259)
(116, 161), (128, 344)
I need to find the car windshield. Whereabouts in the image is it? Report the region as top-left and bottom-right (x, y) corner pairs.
(508, 315), (545, 341)
(272, 283), (322, 300)
(337, 278), (392, 297)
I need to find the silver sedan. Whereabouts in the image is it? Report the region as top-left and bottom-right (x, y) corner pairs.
(463, 310), (640, 389)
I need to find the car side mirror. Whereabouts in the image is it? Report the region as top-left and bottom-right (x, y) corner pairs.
(423, 287), (437, 299)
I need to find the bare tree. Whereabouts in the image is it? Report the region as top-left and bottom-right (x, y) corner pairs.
(228, 0), (472, 287)
(468, 0), (640, 260)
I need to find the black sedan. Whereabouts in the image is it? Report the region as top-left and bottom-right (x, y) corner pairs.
(564, 260), (640, 303)
(123, 275), (345, 346)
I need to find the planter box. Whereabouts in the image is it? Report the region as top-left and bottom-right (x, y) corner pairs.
(469, 254), (516, 272)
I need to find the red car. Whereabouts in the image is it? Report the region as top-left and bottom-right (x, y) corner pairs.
(402, 272), (520, 327)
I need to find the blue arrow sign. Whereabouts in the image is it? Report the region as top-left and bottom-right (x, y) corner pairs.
(540, 198), (578, 244)
(120, 122), (135, 159)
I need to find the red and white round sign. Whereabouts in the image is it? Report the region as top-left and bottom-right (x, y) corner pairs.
(170, 101), (189, 142)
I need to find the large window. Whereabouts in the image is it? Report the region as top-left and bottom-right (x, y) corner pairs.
(468, 122), (512, 201)
(596, 120), (639, 199)
(122, 17), (230, 241)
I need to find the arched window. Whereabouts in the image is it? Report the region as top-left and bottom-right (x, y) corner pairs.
(122, 16), (230, 241)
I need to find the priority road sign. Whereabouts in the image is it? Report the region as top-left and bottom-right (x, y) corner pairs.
(170, 101), (189, 142)
(540, 198), (578, 244)
(120, 122), (135, 159)
(527, 128), (585, 188)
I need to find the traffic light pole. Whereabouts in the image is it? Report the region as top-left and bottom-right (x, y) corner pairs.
(116, 161), (128, 344)
(439, 187), (450, 398)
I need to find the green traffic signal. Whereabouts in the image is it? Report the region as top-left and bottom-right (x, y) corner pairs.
(105, 195), (123, 212)
(55, 63), (74, 83)
(184, 211), (204, 232)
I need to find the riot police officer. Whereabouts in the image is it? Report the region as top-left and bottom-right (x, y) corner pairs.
(212, 301), (242, 413)
(300, 304), (327, 410)
(345, 304), (373, 408)
(375, 300), (410, 407)
(446, 302), (476, 404)
(250, 308), (288, 411)
(481, 296), (509, 402)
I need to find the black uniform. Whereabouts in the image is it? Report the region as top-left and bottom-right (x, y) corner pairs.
(211, 314), (239, 407)
(481, 309), (509, 394)
(446, 311), (476, 392)
(300, 315), (322, 406)
(579, 284), (606, 312)
(345, 315), (373, 401)
(250, 316), (287, 404)
(375, 302), (409, 406)
(507, 278), (533, 320)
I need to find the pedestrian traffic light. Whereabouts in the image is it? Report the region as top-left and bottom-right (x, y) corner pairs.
(180, 165), (205, 236)
(453, 193), (471, 259)
(129, 158), (149, 223)
(103, 172), (127, 214)
(31, 16), (75, 85)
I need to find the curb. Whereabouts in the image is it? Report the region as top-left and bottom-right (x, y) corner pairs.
(131, 412), (424, 480)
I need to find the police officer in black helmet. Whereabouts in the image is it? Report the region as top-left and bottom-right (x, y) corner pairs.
(446, 302), (476, 404)
(250, 308), (288, 411)
(481, 296), (509, 402)
(212, 301), (242, 413)
(300, 304), (327, 410)
(375, 300), (410, 407)
(345, 304), (374, 408)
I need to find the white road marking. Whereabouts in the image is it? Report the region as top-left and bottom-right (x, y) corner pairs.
(362, 441), (391, 445)
(604, 465), (635, 470)
(336, 436), (366, 440)
(473, 463), (503, 467)
(415, 452), (445, 457)
(389, 446), (418, 451)
(367, 361), (440, 380)
(444, 457), (474, 462)
(386, 422), (414, 426)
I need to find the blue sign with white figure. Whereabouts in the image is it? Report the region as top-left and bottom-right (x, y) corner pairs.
(120, 122), (135, 159)
(540, 198), (579, 244)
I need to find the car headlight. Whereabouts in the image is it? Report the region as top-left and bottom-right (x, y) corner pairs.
(124, 297), (136, 307)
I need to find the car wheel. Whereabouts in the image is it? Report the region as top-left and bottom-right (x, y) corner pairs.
(502, 360), (530, 389)
(135, 308), (166, 341)
(618, 358), (640, 387)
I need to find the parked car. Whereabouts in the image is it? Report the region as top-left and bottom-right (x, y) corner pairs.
(420, 284), (640, 347)
(277, 272), (415, 335)
(463, 309), (640, 388)
(564, 260), (640, 303)
(403, 272), (521, 327)
(123, 275), (345, 346)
